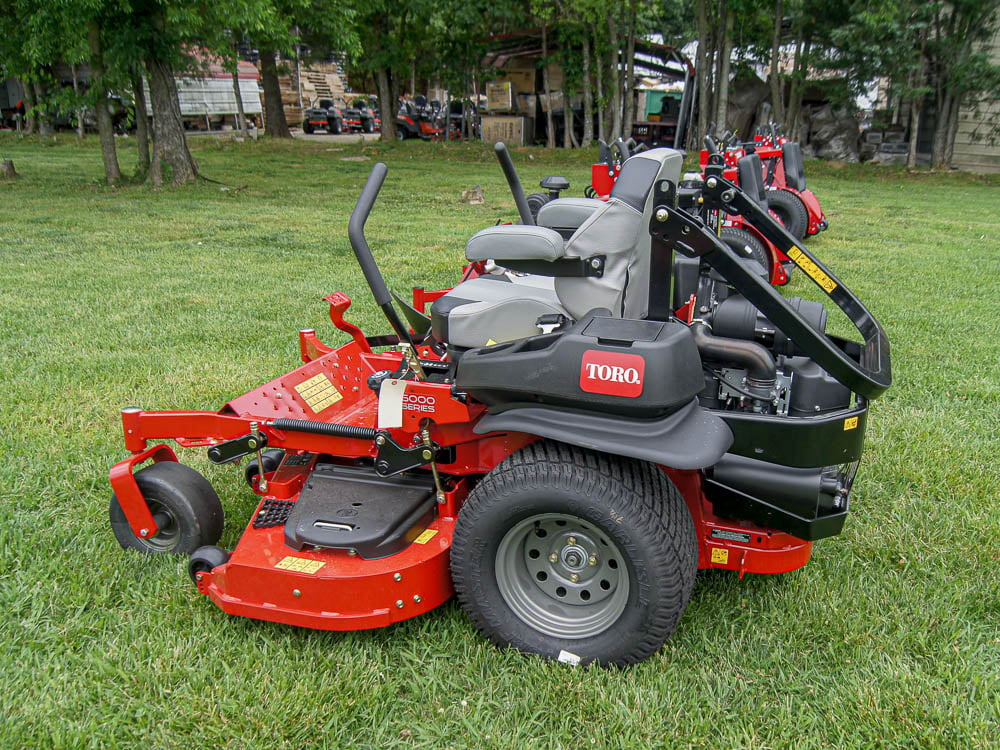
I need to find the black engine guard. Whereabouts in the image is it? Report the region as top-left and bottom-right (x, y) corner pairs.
(473, 398), (732, 470)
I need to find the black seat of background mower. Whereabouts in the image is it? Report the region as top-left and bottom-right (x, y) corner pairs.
(431, 149), (684, 350)
(737, 153), (767, 206)
(782, 142), (806, 191)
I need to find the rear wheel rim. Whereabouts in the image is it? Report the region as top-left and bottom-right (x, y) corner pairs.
(495, 513), (629, 639)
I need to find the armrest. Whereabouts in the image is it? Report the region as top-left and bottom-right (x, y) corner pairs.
(466, 225), (565, 262)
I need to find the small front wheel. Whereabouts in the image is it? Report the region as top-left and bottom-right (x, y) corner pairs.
(451, 442), (698, 666)
(189, 545), (231, 583)
(110, 462), (224, 555)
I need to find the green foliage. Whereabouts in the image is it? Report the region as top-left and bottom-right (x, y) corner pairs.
(0, 135), (998, 747)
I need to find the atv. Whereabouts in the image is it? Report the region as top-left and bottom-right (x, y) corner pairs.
(302, 98), (345, 135)
(108, 143), (891, 666)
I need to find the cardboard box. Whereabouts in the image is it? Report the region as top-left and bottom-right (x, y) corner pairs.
(486, 81), (514, 111)
(481, 115), (528, 146)
(503, 69), (536, 95)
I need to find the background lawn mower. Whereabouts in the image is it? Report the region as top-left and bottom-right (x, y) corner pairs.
(522, 137), (791, 286)
(701, 126), (828, 239)
(108, 144), (891, 666)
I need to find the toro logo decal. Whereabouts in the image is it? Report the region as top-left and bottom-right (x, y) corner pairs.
(579, 350), (645, 398)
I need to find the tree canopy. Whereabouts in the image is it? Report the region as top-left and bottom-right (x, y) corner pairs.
(2, 0), (998, 177)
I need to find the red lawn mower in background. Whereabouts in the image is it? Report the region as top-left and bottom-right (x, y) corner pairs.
(526, 137), (791, 286)
(395, 95), (446, 141)
(702, 125), (828, 239)
(107, 143), (891, 666)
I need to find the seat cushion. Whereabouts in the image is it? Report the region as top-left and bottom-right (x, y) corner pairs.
(430, 275), (567, 349)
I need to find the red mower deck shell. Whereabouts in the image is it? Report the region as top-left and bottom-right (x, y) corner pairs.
(109, 293), (815, 632)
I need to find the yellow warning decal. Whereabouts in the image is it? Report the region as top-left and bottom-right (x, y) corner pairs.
(844, 416), (860, 431)
(413, 529), (439, 545)
(486, 338), (497, 346)
(711, 548), (729, 565)
(294, 373), (343, 414)
(787, 246), (838, 293)
(275, 556), (326, 574)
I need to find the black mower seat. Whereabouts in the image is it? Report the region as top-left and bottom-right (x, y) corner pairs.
(737, 153), (767, 206)
(432, 149), (684, 350)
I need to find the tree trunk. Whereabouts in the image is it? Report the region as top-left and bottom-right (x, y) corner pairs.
(20, 77), (36, 136)
(376, 67), (397, 143)
(71, 64), (84, 140)
(147, 55), (198, 186)
(132, 68), (151, 177)
(769, 0), (785, 127)
(715, 3), (733, 133)
(608, 15), (622, 140)
(622, 0), (637, 142)
(542, 25), (555, 148)
(581, 38), (594, 148)
(232, 69), (248, 138)
(259, 47), (292, 138)
(594, 25), (605, 140)
(695, 0), (712, 139)
(786, 37), (809, 143)
(931, 90), (953, 168)
(88, 24), (121, 185)
(34, 81), (53, 137)
(943, 94), (961, 167)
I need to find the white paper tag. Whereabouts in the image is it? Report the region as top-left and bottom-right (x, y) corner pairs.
(377, 379), (406, 429)
(557, 650), (581, 667)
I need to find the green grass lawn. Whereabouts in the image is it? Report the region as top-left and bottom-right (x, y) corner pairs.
(1, 133), (998, 748)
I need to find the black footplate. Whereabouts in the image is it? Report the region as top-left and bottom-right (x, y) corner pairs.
(253, 499), (296, 529)
(284, 463), (436, 559)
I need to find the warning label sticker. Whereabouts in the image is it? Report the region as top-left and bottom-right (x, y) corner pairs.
(787, 246), (838, 293)
(844, 416), (860, 431)
(710, 548), (730, 565)
(294, 373), (343, 414)
(413, 529), (439, 545)
(275, 556), (326, 574)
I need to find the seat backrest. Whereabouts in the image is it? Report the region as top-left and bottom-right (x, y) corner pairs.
(555, 148), (683, 320)
(737, 153), (767, 206)
(782, 142), (806, 191)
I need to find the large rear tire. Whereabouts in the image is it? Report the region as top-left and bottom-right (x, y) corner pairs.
(720, 226), (771, 274)
(451, 441), (698, 666)
(767, 189), (809, 241)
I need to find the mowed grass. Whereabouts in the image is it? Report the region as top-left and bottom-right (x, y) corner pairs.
(1, 133), (998, 748)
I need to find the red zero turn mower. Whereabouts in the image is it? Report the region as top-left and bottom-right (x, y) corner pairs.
(109, 144), (891, 666)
